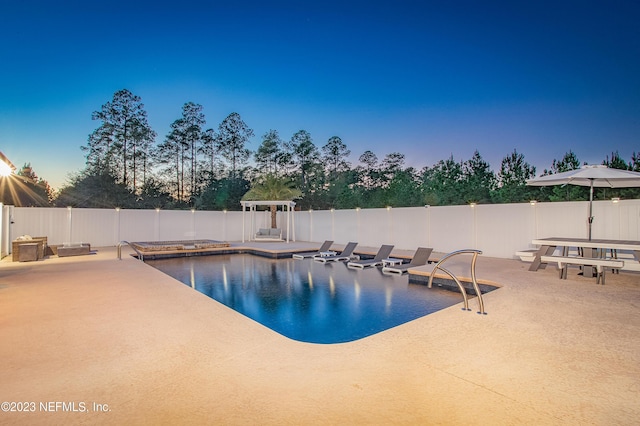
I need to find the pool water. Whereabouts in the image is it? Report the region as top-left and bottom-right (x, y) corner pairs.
(146, 254), (464, 344)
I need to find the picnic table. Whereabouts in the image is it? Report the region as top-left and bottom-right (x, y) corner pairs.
(528, 237), (640, 279)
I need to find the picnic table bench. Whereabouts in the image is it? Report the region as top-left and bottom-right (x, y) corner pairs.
(540, 255), (624, 285)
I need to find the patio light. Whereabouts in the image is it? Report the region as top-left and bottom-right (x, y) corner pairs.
(469, 202), (477, 208)
(612, 197), (620, 203)
(530, 200), (537, 206)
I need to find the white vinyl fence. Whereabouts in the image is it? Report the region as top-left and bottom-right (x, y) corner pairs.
(3, 199), (640, 259)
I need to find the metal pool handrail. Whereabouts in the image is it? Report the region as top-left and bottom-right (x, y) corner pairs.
(427, 249), (486, 315)
(117, 241), (145, 261)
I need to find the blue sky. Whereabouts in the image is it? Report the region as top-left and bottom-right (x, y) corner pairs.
(1, 0), (639, 189)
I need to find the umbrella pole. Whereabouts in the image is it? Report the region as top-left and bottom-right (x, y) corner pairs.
(588, 180), (594, 240)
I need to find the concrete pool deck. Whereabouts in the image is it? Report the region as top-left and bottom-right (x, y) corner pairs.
(1, 242), (639, 425)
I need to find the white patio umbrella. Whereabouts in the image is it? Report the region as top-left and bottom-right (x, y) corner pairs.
(526, 165), (640, 240)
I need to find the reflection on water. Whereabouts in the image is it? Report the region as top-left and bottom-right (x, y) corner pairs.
(146, 254), (462, 344)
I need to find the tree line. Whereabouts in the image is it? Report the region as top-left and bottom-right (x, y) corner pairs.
(6, 89), (640, 208)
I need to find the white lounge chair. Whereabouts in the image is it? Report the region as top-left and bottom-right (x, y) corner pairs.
(314, 242), (358, 263)
(292, 241), (335, 259)
(347, 244), (394, 268)
(382, 247), (433, 274)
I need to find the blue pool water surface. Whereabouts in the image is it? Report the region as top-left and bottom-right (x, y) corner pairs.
(146, 254), (463, 344)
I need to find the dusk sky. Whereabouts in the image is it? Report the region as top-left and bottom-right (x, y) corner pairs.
(1, 0), (639, 190)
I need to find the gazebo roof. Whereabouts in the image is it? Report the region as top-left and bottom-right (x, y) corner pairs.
(240, 200), (296, 207)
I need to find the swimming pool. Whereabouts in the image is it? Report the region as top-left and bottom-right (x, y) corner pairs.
(146, 254), (464, 344)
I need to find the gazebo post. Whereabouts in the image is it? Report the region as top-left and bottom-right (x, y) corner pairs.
(292, 202), (296, 242)
(286, 203), (290, 243)
(241, 201), (246, 243)
(251, 204), (255, 241)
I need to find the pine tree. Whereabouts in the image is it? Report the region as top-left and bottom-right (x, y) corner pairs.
(83, 89), (155, 191)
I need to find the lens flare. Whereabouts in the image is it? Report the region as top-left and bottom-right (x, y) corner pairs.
(0, 161), (12, 177)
